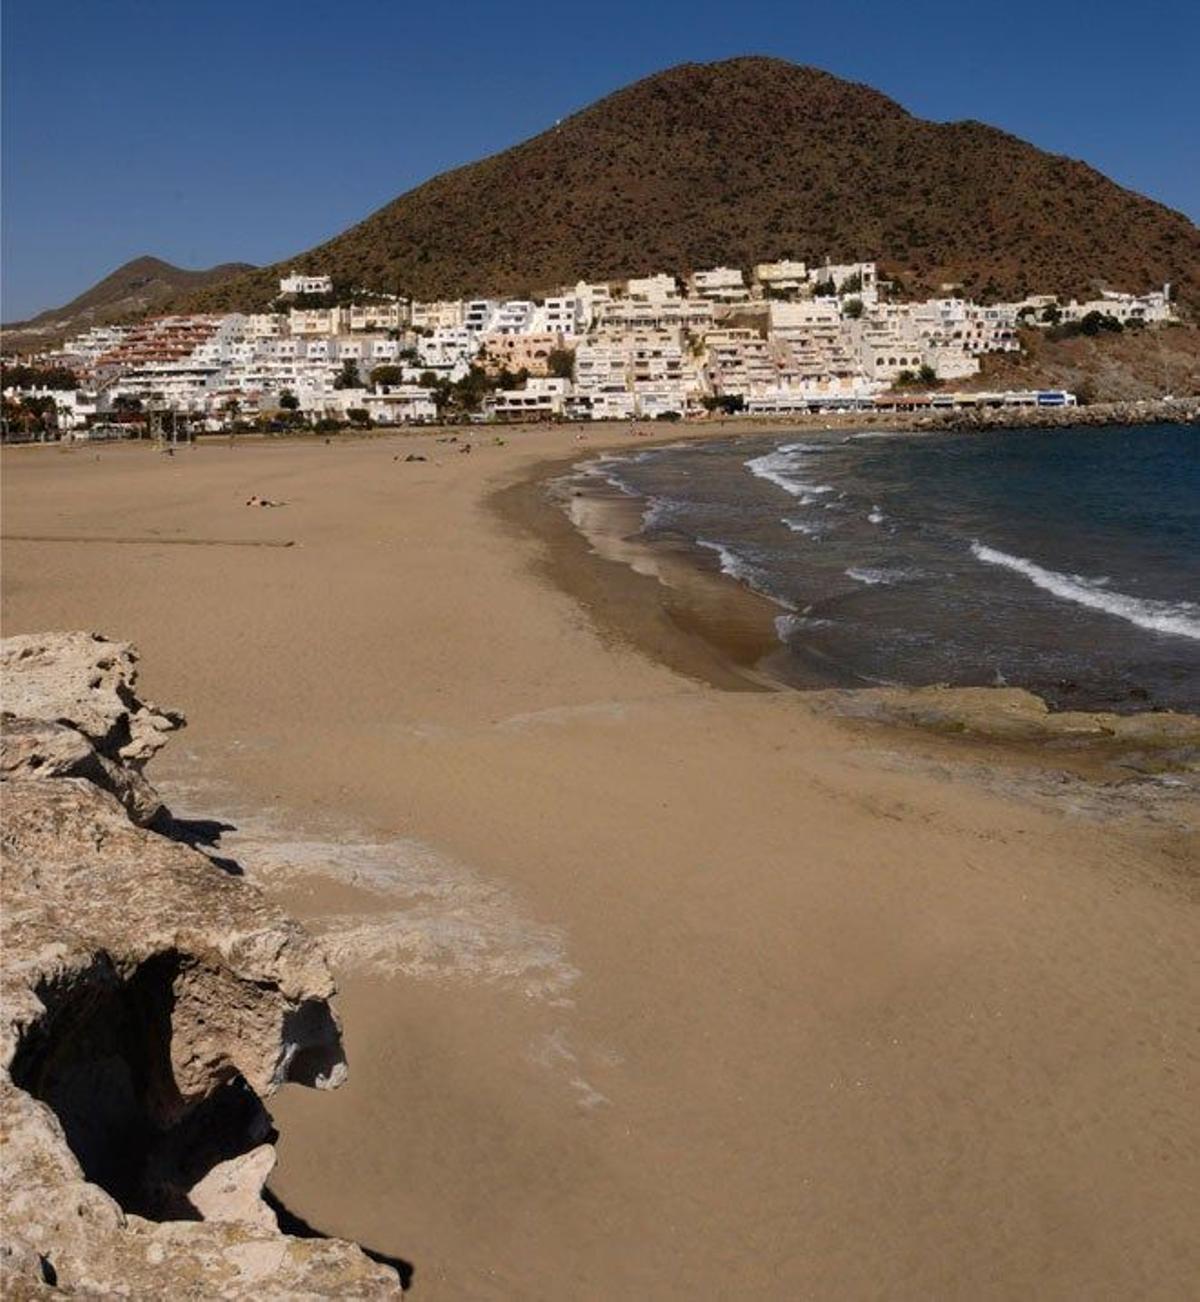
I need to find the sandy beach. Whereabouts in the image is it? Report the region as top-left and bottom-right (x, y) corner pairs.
(2, 427), (1197, 1299)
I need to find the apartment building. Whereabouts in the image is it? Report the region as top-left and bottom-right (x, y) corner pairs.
(597, 297), (716, 333)
(486, 376), (570, 421)
(753, 259), (808, 294)
(349, 302), (407, 332)
(289, 307), (346, 336)
(703, 329), (779, 397)
(411, 300), (465, 331)
(478, 332), (565, 375)
(541, 295), (585, 336)
(688, 266), (749, 303)
(625, 273), (679, 303)
(463, 300), (501, 334)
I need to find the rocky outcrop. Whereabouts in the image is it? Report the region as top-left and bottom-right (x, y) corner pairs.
(806, 683), (1200, 771)
(1, 632), (182, 826)
(0, 633), (403, 1297)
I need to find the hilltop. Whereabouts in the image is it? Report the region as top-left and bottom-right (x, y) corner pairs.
(3, 255), (254, 350)
(173, 57), (1199, 313)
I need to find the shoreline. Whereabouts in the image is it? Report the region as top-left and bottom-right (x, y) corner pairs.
(491, 428), (1200, 777)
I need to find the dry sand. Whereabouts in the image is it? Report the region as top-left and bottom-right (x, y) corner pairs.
(3, 428), (1197, 1299)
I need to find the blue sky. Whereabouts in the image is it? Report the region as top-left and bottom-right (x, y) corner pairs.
(3, 0), (1197, 320)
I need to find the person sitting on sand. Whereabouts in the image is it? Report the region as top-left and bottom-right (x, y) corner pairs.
(245, 494), (284, 507)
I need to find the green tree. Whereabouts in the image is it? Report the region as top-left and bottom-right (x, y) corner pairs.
(842, 298), (864, 320)
(279, 390), (300, 411)
(1079, 311), (1122, 336)
(458, 367), (490, 409)
(917, 364), (938, 386)
(702, 394), (745, 415)
(346, 408), (371, 426)
(838, 272), (863, 295)
(0, 364), (79, 391)
(546, 348), (575, 380)
(370, 364), (405, 387)
(333, 359), (361, 390)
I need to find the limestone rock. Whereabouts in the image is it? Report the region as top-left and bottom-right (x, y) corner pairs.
(187, 1145), (280, 1231)
(805, 683), (1200, 770)
(0, 633), (403, 1297)
(1, 631), (182, 825)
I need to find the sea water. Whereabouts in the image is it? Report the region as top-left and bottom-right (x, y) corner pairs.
(594, 424), (1199, 712)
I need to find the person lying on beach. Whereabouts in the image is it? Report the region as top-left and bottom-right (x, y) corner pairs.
(245, 495), (284, 507)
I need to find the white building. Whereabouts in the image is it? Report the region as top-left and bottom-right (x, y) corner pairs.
(411, 300), (465, 331)
(688, 266), (748, 303)
(290, 307), (346, 336)
(490, 300), (535, 334)
(810, 261), (879, 304)
(753, 259), (808, 294)
(541, 295), (585, 337)
(463, 300), (500, 334)
(1055, 285), (1173, 327)
(107, 363), (224, 410)
(349, 302), (407, 332)
(279, 271), (333, 296)
(625, 273), (679, 303)
(486, 376), (569, 420)
(363, 386), (438, 424)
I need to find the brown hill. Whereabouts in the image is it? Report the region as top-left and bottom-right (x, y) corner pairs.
(174, 57), (1199, 314)
(3, 256), (255, 351)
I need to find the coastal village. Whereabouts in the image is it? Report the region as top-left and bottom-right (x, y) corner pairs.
(2, 259), (1176, 435)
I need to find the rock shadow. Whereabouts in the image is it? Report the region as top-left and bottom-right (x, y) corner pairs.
(263, 1187), (415, 1290)
(156, 814), (244, 876)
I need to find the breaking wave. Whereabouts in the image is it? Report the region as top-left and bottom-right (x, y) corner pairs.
(845, 565), (925, 586)
(697, 539), (794, 609)
(970, 543), (1200, 641)
(745, 446), (834, 499)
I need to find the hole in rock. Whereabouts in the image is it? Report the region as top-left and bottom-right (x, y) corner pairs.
(10, 951), (273, 1221)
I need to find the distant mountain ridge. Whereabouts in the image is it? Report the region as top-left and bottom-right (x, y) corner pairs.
(3, 256), (255, 348)
(171, 57), (1199, 313)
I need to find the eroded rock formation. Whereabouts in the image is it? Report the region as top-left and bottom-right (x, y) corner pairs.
(0, 633), (403, 1297)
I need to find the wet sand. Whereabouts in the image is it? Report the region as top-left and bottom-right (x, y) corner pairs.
(3, 429), (1197, 1299)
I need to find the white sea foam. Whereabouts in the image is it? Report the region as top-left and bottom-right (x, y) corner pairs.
(846, 565), (925, 586)
(775, 613), (834, 639)
(745, 447), (833, 499)
(846, 566), (892, 585)
(970, 543), (1200, 641)
(697, 538), (756, 582)
(781, 516), (823, 536)
(867, 506), (885, 525)
(582, 458), (640, 497)
(641, 495), (675, 528)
